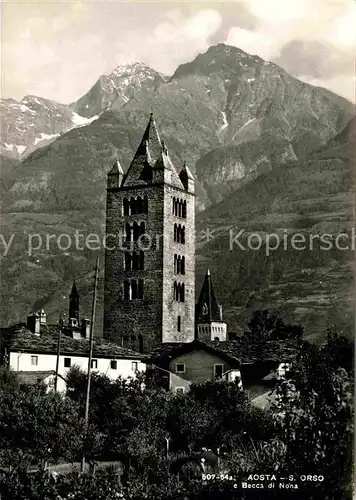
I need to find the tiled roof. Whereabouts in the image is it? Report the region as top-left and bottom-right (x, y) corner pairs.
(204, 339), (299, 364)
(150, 339), (299, 365)
(2, 324), (146, 360)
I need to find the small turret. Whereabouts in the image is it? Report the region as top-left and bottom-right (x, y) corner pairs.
(81, 318), (91, 339)
(39, 309), (47, 324)
(195, 269), (227, 342)
(107, 159), (124, 189)
(179, 161), (195, 193)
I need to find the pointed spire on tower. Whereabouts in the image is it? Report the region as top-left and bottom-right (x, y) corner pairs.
(120, 113), (184, 189)
(69, 280), (79, 323)
(196, 269), (221, 323)
(70, 280), (79, 298)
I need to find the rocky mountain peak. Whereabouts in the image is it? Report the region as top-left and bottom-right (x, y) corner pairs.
(73, 62), (167, 118)
(171, 43), (266, 82)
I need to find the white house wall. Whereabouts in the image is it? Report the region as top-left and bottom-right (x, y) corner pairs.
(9, 351), (146, 392)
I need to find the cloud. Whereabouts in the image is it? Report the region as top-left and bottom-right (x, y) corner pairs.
(1, 1), (354, 103)
(273, 40), (352, 79)
(225, 0), (355, 101)
(143, 9), (223, 74)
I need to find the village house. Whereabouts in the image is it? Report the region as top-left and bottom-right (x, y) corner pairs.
(0, 283), (146, 392)
(149, 269), (297, 397)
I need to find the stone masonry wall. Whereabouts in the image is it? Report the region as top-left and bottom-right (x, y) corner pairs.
(104, 184), (165, 353)
(162, 184), (195, 343)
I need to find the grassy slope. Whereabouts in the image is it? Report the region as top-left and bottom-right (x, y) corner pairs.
(196, 121), (354, 341)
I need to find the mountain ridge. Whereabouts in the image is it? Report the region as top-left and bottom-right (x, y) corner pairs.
(0, 44), (354, 340)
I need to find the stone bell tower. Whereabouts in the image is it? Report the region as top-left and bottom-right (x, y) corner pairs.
(104, 114), (195, 353)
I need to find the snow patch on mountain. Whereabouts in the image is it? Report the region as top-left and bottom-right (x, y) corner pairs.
(71, 112), (100, 127)
(217, 111), (228, 141)
(34, 133), (60, 146)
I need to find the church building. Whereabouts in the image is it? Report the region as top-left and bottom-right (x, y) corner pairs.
(104, 114), (195, 353)
(102, 114), (298, 395)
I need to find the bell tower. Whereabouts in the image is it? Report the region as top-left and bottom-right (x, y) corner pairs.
(104, 114), (195, 353)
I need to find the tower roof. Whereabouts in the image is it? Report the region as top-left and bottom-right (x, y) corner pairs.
(179, 161), (194, 189)
(70, 281), (79, 298)
(196, 270), (221, 323)
(121, 113), (184, 188)
(108, 159), (124, 176)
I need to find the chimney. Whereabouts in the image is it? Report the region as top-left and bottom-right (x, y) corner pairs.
(27, 313), (40, 335)
(81, 318), (91, 339)
(39, 309), (47, 324)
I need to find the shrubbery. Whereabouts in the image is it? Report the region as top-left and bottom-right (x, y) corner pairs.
(0, 331), (353, 499)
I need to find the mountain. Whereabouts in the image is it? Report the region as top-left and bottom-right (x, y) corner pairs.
(196, 116), (355, 340)
(72, 62), (167, 118)
(0, 44), (354, 339)
(0, 95), (99, 160)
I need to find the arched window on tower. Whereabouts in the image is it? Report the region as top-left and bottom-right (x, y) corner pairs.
(131, 280), (138, 299)
(174, 281), (178, 301)
(139, 251), (144, 270)
(143, 195), (148, 213)
(132, 251), (138, 270)
(132, 222), (139, 241)
(174, 254), (177, 273)
(125, 223), (132, 242)
(130, 196), (136, 215)
(123, 280), (130, 300)
(177, 225), (182, 243)
(123, 198), (130, 216)
(182, 200), (187, 219)
(172, 197), (176, 215)
(124, 252), (132, 271)
(178, 201), (182, 217)
(139, 222), (145, 237)
(181, 256), (185, 275)
(136, 196), (143, 213)
(138, 279), (144, 299)
(177, 316), (181, 332)
(181, 283), (185, 302)
(181, 226), (185, 244)
(174, 224), (177, 242)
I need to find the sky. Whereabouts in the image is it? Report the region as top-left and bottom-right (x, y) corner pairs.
(1, 0), (355, 104)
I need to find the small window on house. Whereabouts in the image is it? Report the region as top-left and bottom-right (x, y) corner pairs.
(132, 361), (138, 372)
(175, 363), (185, 373)
(214, 364), (224, 378)
(31, 355), (38, 366)
(175, 387), (185, 394)
(64, 357), (71, 368)
(91, 359), (98, 369)
(110, 360), (117, 370)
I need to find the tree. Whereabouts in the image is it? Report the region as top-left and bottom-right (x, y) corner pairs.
(271, 335), (353, 499)
(245, 310), (304, 342)
(0, 373), (84, 467)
